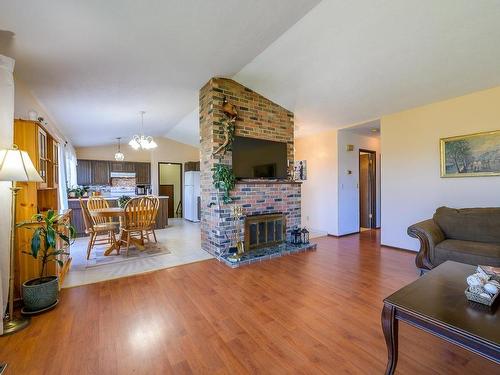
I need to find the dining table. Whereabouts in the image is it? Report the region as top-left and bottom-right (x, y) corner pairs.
(89, 207), (145, 255)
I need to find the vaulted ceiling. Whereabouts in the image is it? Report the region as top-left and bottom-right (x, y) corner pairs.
(2, 0), (500, 147)
(0, 0), (320, 146)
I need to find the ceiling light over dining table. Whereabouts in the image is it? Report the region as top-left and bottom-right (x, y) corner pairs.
(114, 137), (125, 161)
(129, 111), (157, 150)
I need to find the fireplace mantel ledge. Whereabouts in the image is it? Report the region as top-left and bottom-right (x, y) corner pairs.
(236, 179), (302, 185)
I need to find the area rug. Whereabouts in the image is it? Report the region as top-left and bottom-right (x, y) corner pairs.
(73, 242), (171, 270)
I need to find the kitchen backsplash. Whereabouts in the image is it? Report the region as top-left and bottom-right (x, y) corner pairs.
(111, 177), (137, 188)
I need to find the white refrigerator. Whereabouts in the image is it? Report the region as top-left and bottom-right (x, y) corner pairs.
(184, 171), (200, 222)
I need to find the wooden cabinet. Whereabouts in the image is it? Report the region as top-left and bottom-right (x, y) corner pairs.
(110, 161), (124, 172)
(47, 138), (59, 189)
(110, 161), (136, 173)
(123, 162), (136, 173)
(76, 160), (92, 185)
(91, 160), (110, 185)
(135, 162), (151, 184)
(14, 119), (68, 297)
(77, 160), (151, 185)
(37, 127), (48, 188)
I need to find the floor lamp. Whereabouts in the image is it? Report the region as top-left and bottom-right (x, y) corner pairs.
(0, 145), (43, 336)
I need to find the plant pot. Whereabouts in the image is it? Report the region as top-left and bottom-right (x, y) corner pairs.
(22, 276), (59, 312)
(68, 192), (76, 198)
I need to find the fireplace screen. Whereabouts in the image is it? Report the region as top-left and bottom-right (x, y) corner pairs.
(245, 213), (286, 250)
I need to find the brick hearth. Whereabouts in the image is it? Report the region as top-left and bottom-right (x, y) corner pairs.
(199, 77), (300, 256)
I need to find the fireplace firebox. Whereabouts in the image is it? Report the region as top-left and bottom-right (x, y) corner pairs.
(244, 213), (286, 251)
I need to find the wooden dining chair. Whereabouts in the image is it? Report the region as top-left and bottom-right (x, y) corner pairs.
(80, 198), (118, 259)
(144, 196), (160, 243)
(87, 196), (111, 225)
(121, 196), (157, 255)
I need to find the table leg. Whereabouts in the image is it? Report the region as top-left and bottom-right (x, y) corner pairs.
(103, 230), (121, 256)
(381, 303), (398, 375)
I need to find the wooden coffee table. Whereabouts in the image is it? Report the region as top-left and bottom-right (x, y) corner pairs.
(381, 261), (499, 375)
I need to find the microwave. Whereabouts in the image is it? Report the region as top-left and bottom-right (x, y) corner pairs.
(136, 185), (151, 195)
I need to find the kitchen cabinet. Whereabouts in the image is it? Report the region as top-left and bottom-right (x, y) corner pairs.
(110, 161), (124, 172)
(135, 162), (151, 184)
(111, 161), (135, 173)
(123, 162), (136, 173)
(91, 160), (110, 185)
(76, 159), (92, 186)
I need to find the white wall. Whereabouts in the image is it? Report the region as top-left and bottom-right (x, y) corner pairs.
(150, 137), (199, 195)
(76, 144), (151, 162)
(14, 77), (75, 154)
(381, 86), (500, 250)
(295, 130), (339, 235)
(0, 54), (15, 334)
(337, 130), (380, 235)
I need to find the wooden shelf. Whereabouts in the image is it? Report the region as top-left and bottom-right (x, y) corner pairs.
(14, 119), (65, 297)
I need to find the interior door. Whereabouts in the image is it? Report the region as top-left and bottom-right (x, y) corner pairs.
(359, 152), (376, 228)
(159, 184), (174, 218)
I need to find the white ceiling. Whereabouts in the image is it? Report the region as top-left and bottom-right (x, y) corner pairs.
(3, 1), (500, 147)
(167, 0), (500, 144)
(234, 0), (500, 138)
(341, 120), (380, 138)
(0, 0), (320, 147)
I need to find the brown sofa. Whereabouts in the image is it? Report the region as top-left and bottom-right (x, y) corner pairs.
(408, 206), (500, 271)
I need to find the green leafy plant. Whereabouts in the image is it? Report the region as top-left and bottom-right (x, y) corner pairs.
(212, 164), (236, 204)
(118, 195), (132, 208)
(19, 210), (76, 282)
(67, 186), (89, 198)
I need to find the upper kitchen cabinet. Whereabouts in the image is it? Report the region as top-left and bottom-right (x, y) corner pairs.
(110, 161), (135, 173)
(123, 162), (136, 173)
(135, 162), (151, 184)
(76, 159), (92, 185)
(91, 160), (110, 185)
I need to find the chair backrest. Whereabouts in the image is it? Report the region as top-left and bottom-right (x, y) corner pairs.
(79, 198), (94, 233)
(149, 196), (160, 225)
(87, 197), (110, 224)
(123, 196), (156, 230)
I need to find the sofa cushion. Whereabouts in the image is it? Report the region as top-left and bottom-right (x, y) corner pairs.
(434, 239), (500, 267)
(433, 206), (500, 243)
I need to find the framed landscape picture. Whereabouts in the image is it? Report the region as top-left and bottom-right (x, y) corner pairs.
(440, 130), (500, 177)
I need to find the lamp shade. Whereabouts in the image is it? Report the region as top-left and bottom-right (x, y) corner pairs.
(0, 146), (43, 182)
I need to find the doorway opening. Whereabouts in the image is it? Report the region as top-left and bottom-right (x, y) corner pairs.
(359, 149), (376, 230)
(158, 162), (182, 218)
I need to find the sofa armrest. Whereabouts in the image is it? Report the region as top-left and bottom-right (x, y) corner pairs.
(407, 219), (445, 270)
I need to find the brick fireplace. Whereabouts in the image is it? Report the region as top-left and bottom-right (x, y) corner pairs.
(245, 213), (286, 250)
(199, 77), (301, 256)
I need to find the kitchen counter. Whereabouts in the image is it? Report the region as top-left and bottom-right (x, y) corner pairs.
(68, 195), (169, 201)
(68, 196), (169, 236)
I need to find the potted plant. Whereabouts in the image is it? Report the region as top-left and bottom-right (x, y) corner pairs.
(19, 210), (76, 312)
(67, 186), (78, 198)
(118, 195), (132, 208)
(212, 163), (236, 204)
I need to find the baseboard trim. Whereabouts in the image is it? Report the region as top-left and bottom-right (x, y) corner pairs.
(380, 243), (417, 253)
(327, 231), (360, 238)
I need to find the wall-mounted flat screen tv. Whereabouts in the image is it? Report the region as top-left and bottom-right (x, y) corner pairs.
(232, 136), (288, 179)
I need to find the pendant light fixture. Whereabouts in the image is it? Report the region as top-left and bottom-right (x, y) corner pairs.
(114, 137), (125, 161)
(129, 111), (157, 150)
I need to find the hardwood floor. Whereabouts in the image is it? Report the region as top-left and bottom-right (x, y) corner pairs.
(0, 231), (497, 374)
